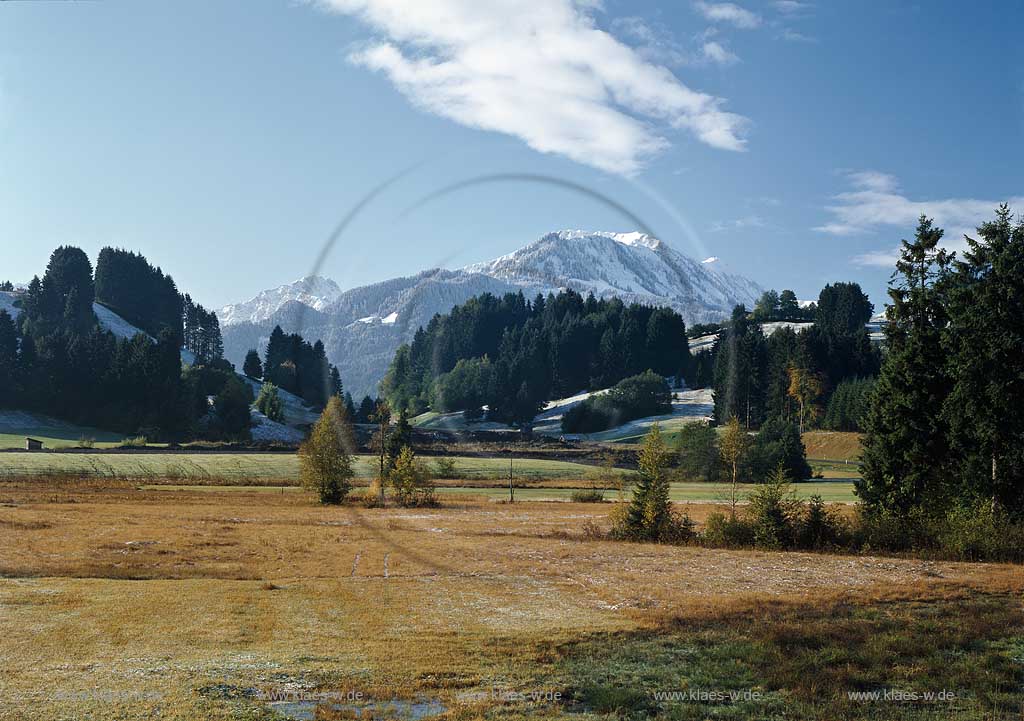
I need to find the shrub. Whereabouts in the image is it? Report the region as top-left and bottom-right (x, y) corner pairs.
(562, 371), (671, 433)
(391, 446), (437, 507)
(119, 435), (148, 448)
(795, 494), (848, 549)
(432, 456), (458, 479)
(255, 382), (285, 423)
(934, 501), (1024, 562)
(77, 436), (95, 449)
(570, 489), (605, 503)
(746, 466), (802, 549)
(703, 512), (756, 548)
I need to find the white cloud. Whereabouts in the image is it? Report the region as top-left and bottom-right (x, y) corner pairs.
(321, 0), (750, 175)
(702, 40), (739, 66)
(610, 16), (689, 66)
(773, 1), (811, 15)
(710, 215), (767, 232)
(814, 170), (1024, 267)
(693, 1), (761, 29)
(779, 28), (817, 43)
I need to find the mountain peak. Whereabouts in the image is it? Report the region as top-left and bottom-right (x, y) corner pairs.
(218, 274), (342, 326)
(546, 229), (662, 250)
(220, 229), (762, 396)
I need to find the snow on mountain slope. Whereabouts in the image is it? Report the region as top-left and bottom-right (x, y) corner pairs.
(220, 231), (762, 398)
(0, 291), (152, 341)
(465, 230), (761, 320)
(218, 276), (342, 326)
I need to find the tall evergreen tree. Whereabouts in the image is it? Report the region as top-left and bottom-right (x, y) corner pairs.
(243, 349), (263, 379)
(618, 423), (673, 541)
(858, 217), (952, 515)
(943, 205), (1024, 513)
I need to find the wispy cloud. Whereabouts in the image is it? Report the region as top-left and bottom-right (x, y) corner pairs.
(321, 0), (750, 175)
(815, 170), (1024, 267)
(773, 1), (812, 15)
(701, 40), (740, 66)
(709, 215), (768, 232)
(694, 1), (761, 29)
(610, 16), (689, 67)
(778, 28), (817, 43)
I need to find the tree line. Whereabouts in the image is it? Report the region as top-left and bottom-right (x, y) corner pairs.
(0, 245), (290, 442)
(249, 326), (342, 408)
(860, 208), (1024, 520)
(380, 290), (691, 426)
(710, 281), (880, 432)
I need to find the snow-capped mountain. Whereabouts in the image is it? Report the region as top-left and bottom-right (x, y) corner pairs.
(218, 276), (342, 326)
(466, 230), (761, 315)
(220, 231), (762, 397)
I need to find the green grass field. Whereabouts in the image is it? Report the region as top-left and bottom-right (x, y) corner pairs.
(0, 412), (127, 449)
(0, 451), (629, 483)
(431, 480), (857, 502)
(137, 479), (857, 503)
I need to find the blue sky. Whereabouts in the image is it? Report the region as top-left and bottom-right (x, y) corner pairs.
(1, 0), (1021, 310)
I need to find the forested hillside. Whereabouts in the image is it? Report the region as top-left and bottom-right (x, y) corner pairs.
(0, 246), (341, 442)
(711, 282), (880, 431)
(381, 289), (690, 425)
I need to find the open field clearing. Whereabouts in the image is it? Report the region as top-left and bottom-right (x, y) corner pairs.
(0, 479), (1021, 720)
(0, 410), (127, 449)
(802, 430), (864, 462)
(138, 480), (858, 503)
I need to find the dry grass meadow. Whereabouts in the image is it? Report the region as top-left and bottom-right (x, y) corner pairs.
(0, 475), (1022, 720)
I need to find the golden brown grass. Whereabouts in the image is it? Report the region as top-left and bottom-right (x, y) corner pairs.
(802, 430), (863, 460)
(0, 476), (1020, 720)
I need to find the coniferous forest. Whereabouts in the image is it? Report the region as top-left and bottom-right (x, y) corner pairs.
(0, 246), (340, 442)
(380, 290), (690, 425)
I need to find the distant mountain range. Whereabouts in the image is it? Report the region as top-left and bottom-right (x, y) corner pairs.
(219, 230), (762, 398)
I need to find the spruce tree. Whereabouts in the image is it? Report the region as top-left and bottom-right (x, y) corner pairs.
(618, 423), (673, 541)
(858, 216), (951, 515)
(243, 349), (263, 380)
(943, 205), (1024, 513)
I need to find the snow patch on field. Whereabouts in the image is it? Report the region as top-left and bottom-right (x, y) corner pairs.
(250, 409), (305, 444)
(238, 377), (320, 427)
(93, 303), (153, 341)
(533, 387), (714, 440)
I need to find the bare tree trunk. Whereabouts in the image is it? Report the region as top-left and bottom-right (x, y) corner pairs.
(731, 460), (738, 518)
(991, 453), (998, 513)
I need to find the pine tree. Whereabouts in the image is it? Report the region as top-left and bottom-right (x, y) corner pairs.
(0, 310), (19, 406)
(370, 399), (392, 504)
(858, 216), (951, 516)
(329, 365), (343, 399)
(778, 289), (800, 319)
(357, 395), (375, 423)
(299, 396), (355, 504)
(943, 205), (1024, 513)
(676, 421), (720, 481)
(618, 423), (673, 541)
(264, 325), (288, 382)
(243, 349), (263, 380)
